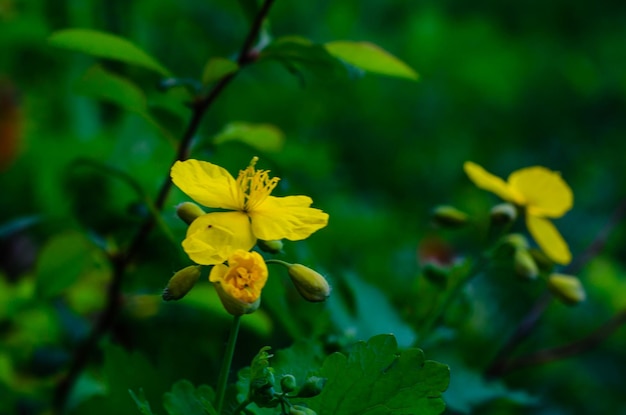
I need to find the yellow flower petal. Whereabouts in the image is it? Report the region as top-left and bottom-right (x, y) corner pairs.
(508, 166), (573, 218)
(526, 215), (572, 265)
(463, 161), (518, 203)
(171, 159), (242, 210)
(250, 195), (329, 241)
(182, 211), (256, 265)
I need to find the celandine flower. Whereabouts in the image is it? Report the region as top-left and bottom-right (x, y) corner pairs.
(464, 161), (573, 265)
(210, 249), (268, 315)
(171, 157), (328, 265)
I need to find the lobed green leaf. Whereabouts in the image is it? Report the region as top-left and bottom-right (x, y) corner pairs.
(213, 122), (284, 152)
(49, 28), (171, 76)
(163, 380), (218, 415)
(308, 334), (450, 415)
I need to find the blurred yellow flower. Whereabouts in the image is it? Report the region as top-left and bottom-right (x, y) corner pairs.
(209, 250), (268, 315)
(171, 157), (329, 265)
(464, 161), (573, 265)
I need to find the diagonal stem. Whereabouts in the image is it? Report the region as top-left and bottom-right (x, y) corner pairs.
(215, 315), (242, 414)
(53, 1), (277, 411)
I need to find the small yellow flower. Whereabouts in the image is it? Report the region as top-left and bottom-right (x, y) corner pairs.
(209, 249), (268, 315)
(171, 157), (329, 265)
(464, 161), (573, 265)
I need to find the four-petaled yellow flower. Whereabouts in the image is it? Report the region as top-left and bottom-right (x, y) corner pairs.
(464, 161), (573, 265)
(171, 157), (329, 265)
(210, 249), (268, 315)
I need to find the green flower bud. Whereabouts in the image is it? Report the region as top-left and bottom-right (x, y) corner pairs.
(490, 203), (518, 225)
(176, 202), (206, 225)
(502, 233), (529, 250)
(280, 374), (297, 393)
(212, 280), (261, 315)
(528, 248), (554, 272)
(422, 262), (449, 288)
(289, 406), (317, 415)
(431, 205), (469, 229)
(162, 265), (202, 301)
(257, 239), (284, 254)
(514, 248), (539, 280)
(288, 264), (331, 302)
(548, 273), (586, 305)
(296, 376), (326, 398)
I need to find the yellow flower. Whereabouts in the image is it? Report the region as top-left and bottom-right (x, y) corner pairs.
(171, 157), (329, 265)
(464, 161), (573, 265)
(209, 249), (268, 315)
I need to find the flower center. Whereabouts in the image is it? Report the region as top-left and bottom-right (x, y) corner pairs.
(236, 156), (280, 212)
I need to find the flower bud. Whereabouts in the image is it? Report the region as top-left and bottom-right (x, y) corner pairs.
(548, 273), (586, 305)
(490, 203), (517, 225)
(513, 248), (538, 280)
(280, 374), (297, 393)
(502, 233), (529, 250)
(257, 239), (284, 254)
(288, 264), (331, 302)
(431, 205), (469, 229)
(176, 202), (206, 225)
(296, 376), (326, 398)
(162, 265), (202, 301)
(289, 406), (317, 415)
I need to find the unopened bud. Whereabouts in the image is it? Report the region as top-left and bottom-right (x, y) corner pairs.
(528, 248), (554, 272)
(289, 406), (317, 415)
(162, 265), (202, 301)
(502, 233), (529, 250)
(176, 202), (206, 225)
(548, 274), (586, 305)
(514, 249), (538, 280)
(280, 374), (297, 393)
(490, 203), (517, 225)
(431, 205), (469, 229)
(296, 376), (326, 398)
(257, 239), (284, 254)
(288, 264), (331, 302)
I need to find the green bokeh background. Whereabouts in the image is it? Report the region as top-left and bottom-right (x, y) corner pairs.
(1, 1), (626, 414)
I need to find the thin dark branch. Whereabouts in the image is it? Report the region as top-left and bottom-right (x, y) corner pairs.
(485, 198), (626, 379)
(497, 309), (626, 375)
(52, 1), (277, 411)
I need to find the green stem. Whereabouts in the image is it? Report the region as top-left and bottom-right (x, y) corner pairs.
(216, 315), (242, 414)
(232, 398), (252, 415)
(265, 259), (292, 267)
(418, 255), (488, 343)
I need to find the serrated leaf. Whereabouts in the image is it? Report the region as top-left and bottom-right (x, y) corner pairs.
(202, 57), (239, 85)
(163, 380), (217, 415)
(213, 122), (284, 152)
(129, 389), (155, 415)
(308, 334), (449, 415)
(35, 232), (100, 298)
(75, 65), (147, 115)
(325, 41), (418, 81)
(49, 28), (170, 76)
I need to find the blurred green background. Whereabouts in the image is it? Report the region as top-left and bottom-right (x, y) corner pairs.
(2, 0), (626, 414)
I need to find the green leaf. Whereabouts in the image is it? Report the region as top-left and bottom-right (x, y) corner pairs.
(202, 57), (239, 85)
(308, 335), (449, 415)
(327, 272), (417, 347)
(129, 389), (155, 415)
(325, 41), (418, 81)
(163, 380), (217, 415)
(213, 122), (285, 153)
(49, 28), (170, 76)
(75, 65), (148, 115)
(35, 231), (103, 298)
(261, 36), (349, 81)
(441, 355), (536, 413)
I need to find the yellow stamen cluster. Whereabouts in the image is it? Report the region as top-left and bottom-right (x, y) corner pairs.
(236, 156), (280, 212)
